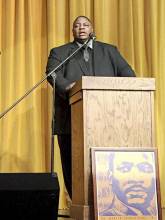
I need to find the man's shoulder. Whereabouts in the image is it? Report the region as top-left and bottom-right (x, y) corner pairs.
(95, 41), (117, 50)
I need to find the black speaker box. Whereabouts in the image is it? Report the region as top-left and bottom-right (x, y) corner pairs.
(0, 173), (59, 220)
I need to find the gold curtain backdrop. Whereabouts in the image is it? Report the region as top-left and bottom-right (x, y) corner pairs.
(0, 0), (165, 217)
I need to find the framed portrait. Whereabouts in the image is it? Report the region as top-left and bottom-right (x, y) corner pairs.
(91, 147), (162, 220)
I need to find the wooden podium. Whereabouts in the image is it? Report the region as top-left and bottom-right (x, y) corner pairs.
(69, 76), (155, 220)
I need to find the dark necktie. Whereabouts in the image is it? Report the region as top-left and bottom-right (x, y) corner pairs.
(82, 46), (93, 75)
(83, 46), (90, 62)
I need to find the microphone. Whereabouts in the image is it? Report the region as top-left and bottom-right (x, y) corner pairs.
(89, 32), (96, 40)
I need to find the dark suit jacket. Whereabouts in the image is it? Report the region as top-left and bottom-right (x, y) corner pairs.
(46, 41), (135, 134)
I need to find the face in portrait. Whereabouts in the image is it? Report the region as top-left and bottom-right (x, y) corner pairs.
(109, 151), (156, 213)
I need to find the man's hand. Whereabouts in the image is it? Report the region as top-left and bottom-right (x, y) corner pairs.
(65, 82), (76, 91)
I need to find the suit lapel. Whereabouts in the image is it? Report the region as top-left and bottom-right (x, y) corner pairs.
(93, 41), (101, 76)
(70, 42), (88, 75)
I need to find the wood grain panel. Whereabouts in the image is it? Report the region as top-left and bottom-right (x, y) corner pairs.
(84, 90), (153, 148)
(71, 100), (85, 204)
(70, 76), (155, 97)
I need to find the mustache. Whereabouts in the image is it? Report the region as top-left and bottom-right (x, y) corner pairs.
(112, 178), (155, 193)
(124, 184), (148, 194)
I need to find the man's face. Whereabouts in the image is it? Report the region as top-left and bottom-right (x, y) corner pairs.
(111, 152), (156, 210)
(72, 17), (93, 43)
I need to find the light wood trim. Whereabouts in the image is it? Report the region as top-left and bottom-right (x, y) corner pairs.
(151, 91), (156, 147)
(70, 76), (155, 96)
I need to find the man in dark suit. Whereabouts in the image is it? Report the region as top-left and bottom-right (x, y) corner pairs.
(46, 15), (135, 199)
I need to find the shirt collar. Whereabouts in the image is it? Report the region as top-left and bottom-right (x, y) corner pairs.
(76, 39), (93, 49)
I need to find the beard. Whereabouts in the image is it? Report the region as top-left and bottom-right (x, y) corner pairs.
(112, 178), (156, 212)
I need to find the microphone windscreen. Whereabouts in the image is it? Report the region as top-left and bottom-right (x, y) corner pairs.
(89, 32), (96, 40)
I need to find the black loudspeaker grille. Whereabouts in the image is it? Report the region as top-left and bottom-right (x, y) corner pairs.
(0, 173), (60, 220)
